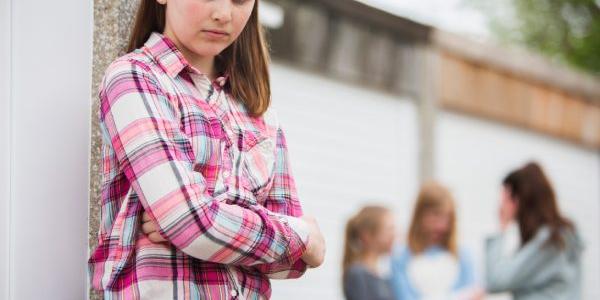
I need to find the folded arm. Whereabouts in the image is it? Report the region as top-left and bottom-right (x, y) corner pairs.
(99, 58), (309, 266)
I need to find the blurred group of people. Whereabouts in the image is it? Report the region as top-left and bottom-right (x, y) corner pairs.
(342, 162), (584, 300)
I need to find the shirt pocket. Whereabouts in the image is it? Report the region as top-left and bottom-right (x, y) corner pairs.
(188, 117), (227, 195)
(237, 129), (277, 204)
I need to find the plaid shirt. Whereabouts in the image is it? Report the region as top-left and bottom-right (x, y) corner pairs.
(88, 32), (310, 300)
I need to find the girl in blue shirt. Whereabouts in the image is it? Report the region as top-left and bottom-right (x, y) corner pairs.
(391, 182), (483, 300)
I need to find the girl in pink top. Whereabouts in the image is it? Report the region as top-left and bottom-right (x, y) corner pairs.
(88, 0), (325, 299)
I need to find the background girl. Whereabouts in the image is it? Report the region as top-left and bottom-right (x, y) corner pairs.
(342, 205), (397, 300)
(391, 181), (482, 300)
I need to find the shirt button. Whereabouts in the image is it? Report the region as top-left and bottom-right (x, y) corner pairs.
(223, 171), (230, 178)
(230, 289), (238, 297)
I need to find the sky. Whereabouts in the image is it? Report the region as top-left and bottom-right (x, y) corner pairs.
(354, 0), (492, 39)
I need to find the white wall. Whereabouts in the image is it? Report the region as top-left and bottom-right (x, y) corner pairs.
(4, 0), (94, 299)
(435, 111), (600, 300)
(1, 0), (12, 298)
(268, 62), (421, 299)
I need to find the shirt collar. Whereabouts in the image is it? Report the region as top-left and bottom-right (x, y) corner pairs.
(142, 31), (229, 87)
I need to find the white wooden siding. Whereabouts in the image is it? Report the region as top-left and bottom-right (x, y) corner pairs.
(269, 62), (421, 299)
(435, 111), (600, 300)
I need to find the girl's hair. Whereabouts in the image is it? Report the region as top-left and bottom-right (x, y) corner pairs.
(342, 205), (391, 275)
(503, 162), (574, 249)
(407, 181), (458, 256)
(127, 0), (271, 117)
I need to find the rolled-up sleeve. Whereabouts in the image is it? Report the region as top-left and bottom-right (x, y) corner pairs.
(98, 58), (309, 266)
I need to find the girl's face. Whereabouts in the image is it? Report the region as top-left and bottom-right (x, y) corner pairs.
(364, 212), (396, 255)
(421, 206), (451, 245)
(160, 0), (255, 58)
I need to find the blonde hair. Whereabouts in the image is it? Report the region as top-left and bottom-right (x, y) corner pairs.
(342, 205), (391, 276)
(407, 181), (458, 256)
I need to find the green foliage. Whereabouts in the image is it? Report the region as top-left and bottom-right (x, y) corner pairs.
(468, 0), (600, 75)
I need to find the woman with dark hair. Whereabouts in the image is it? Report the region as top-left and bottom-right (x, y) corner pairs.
(486, 162), (584, 300)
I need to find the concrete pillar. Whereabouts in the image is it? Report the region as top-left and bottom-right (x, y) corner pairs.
(0, 0), (12, 297)
(89, 1), (139, 299)
(415, 45), (439, 182)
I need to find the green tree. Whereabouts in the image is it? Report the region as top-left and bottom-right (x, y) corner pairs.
(469, 0), (600, 75)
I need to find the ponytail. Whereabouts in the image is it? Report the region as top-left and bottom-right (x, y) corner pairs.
(342, 217), (361, 275)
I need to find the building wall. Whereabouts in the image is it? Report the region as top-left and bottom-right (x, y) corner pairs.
(269, 62), (421, 299)
(2, 0), (93, 299)
(268, 63), (600, 299)
(438, 49), (600, 149)
(435, 111), (600, 300)
(0, 0), (12, 297)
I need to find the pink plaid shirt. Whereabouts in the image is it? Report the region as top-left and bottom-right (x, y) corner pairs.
(88, 32), (310, 299)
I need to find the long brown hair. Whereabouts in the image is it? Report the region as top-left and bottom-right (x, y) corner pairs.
(127, 0), (271, 117)
(503, 162), (574, 249)
(407, 181), (458, 256)
(342, 205), (391, 276)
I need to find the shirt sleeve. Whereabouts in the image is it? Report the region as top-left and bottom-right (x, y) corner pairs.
(485, 228), (561, 293)
(246, 126), (309, 279)
(456, 248), (476, 289)
(390, 247), (417, 300)
(98, 58), (309, 266)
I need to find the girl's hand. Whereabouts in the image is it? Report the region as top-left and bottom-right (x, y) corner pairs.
(499, 198), (517, 231)
(499, 186), (518, 231)
(467, 287), (485, 300)
(300, 215), (326, 268)
(142, 211), (168, 243)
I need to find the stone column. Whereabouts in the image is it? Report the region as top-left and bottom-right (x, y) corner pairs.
(415, 45), (438, 182)
(89, 1), (139, 299)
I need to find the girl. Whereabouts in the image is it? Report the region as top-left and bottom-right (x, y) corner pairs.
(391, 182), (482, 300)
(342, 205), (397, 300)
(486, 162), (583, 300)
(88, 0), (325, 299)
